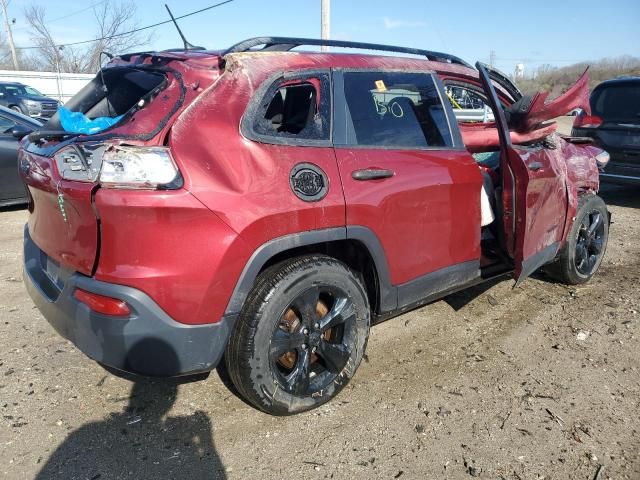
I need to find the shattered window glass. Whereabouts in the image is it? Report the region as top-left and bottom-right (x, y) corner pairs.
(342, 71), (452, 148)
(253, 74), (331, 141)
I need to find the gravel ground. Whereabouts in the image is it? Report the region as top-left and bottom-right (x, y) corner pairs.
(0, 184), (638, 480)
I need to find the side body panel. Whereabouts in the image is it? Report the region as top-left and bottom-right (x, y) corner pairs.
(94, 189), (250, 325)
(335, 147), (482, 285)
(170, 62), (346, 265)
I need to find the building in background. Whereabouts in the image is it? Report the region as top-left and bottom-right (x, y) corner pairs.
(0, 70), (93, 104)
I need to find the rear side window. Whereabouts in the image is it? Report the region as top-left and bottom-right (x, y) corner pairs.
(341, 71), (453, 148)
(248, 72), (331, 144)
(592, 83), (640, 122)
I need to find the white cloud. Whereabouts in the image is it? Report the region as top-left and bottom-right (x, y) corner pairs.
(383, 17), (427, 30)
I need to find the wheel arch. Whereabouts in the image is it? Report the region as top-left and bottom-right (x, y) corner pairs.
(224, 227), (397, 318)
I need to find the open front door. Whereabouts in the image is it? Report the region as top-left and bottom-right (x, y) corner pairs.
(476, 62), (568, 284)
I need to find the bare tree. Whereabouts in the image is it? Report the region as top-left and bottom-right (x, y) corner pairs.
(24, 0), (151, 73)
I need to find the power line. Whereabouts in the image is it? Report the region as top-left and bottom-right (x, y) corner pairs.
(12, 0), (109, 31)
(15, 0), (235, 51)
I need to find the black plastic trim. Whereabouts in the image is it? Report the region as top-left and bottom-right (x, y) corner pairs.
(397, 260), (480, 308)
(224, 228), (347, 315)
(224, 227), (486, 319)
(224, 226), (399, 316)
(515, 241), (560, 286)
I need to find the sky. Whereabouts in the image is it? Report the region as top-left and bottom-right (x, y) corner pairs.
(7, 0), (640, 75)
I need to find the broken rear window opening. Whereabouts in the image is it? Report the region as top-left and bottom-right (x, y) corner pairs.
(43, 66), (168, 136)
(252, 74), (331, 142)
(264, 83), (317, 134)
(342, 71), (453, 148)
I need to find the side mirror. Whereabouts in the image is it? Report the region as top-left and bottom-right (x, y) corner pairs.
(11, 125), (33, 139)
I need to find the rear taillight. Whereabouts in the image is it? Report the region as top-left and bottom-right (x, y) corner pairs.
(573, 112), (603, 128)
(74, 288), (131, 316)
(99, 146), (181, 189)
(53, 143), (181, 190)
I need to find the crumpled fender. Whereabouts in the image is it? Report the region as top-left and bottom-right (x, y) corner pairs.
(520, 69), (591, 131)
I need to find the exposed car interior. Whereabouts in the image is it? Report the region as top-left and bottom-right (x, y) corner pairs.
(264, 83), (317, 134)
(45, 67), (167, 131)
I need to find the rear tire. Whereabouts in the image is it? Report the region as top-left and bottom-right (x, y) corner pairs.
(225, 255), (370, 415)
(545, 194), (608, 285)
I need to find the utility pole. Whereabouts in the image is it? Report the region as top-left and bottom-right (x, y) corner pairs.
(321, 0), (330, 52)
(489, 50), (496, 68)
(0, 0), (19, 70)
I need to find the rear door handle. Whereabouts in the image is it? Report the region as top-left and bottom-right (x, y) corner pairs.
(352, 168), (395, 181)
(527, 161), (543, 172)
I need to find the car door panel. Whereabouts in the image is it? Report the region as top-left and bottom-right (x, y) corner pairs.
(337, 148), (482, 285)
(476, 62), (568, 282)
(333, 69), (482, 297)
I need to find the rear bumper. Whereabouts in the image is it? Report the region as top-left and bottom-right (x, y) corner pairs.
(23, 225), (233, 377)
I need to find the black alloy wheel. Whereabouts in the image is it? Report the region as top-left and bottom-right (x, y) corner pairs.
(225, 255), (370, 415)
(574, 209), (606, 277)
(545, 194), (609, 285)
(270, 285), (357, 396)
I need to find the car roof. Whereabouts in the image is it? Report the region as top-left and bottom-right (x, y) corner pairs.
(118, 37), (476, 77)
(594, 76), (640, 89)
(226, 50), (478, 77)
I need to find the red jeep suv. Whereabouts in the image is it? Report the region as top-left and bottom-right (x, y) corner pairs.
(20, 38), (609, 415)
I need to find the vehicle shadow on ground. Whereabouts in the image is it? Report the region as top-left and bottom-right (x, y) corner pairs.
(599, 184), (639, 209)
(35, 341), (227, 480)
(0, 203), (26, 213)
(444, 275), (507, 310)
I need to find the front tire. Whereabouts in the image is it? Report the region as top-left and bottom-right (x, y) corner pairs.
(546, 194), (609, 284)
(225, 255), (370, 415)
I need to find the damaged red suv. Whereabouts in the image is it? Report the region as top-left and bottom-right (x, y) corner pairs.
(20, 37), (610, 415)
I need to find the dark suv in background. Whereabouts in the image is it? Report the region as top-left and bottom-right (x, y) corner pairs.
(0, 82), (59, 121)
(573, 76), (640, 185)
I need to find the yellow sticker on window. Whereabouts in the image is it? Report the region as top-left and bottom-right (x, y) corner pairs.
(375, 80), (387, 92)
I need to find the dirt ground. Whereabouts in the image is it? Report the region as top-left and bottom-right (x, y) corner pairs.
(0, 182), (638, 480)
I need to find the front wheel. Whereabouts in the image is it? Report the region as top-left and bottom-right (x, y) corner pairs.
(225, 255), (370, 415)
(546, 194), (609, 284)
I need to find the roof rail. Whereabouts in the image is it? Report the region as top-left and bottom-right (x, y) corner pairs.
(223, 37), (473, 69)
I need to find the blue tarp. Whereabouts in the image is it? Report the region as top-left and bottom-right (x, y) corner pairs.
(58, 106), (123, 135)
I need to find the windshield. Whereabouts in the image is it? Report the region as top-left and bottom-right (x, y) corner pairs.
(25, 86), (42, 95)
(592, 83), (640, 122)
(1, 84), (28, 96)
